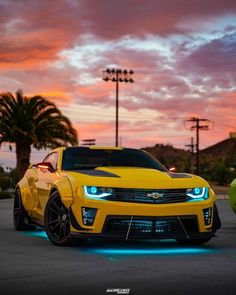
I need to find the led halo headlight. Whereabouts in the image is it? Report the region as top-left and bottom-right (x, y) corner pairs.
(186, 187), (209, 200)
(84, 186), (113, 199)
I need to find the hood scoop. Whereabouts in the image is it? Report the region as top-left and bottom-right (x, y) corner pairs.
(166, 172), (192, 179)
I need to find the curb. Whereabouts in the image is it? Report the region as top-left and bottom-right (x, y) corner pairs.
(216, 195), (228, 200)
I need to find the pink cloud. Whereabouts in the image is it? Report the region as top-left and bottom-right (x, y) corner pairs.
(178, 31), (236, 77)
(0, 0), (235, 156)
(1, 0), (236, 70)
(81, 0), (236, 38)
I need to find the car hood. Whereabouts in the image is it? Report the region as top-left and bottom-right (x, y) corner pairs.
(63, 167), (209, 189)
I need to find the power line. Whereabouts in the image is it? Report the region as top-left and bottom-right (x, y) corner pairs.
(61, 106), (186, 121)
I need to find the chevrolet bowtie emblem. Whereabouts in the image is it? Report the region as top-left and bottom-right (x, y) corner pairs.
(147, 192), (164, 199)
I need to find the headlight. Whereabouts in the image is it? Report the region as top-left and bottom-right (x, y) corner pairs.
(83, 186), (113, 199)
(186, 187), (208, 200)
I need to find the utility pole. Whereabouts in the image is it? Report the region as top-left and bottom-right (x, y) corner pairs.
(103, 68), (134, 147)
(184, 117), (213, 175)
(185, 137), (194, 154)
(185, 137), (194, 173)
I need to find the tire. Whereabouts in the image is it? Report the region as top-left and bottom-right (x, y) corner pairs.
(176, 237), (212, 245)
(44, 191), (81, 246)
(13, 188), (35, 231)
(212, 203), (221, 232)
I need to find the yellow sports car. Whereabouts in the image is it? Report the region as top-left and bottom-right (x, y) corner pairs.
(14, 146), (221, 246)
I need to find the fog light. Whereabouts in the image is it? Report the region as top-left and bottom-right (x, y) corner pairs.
(81, 207), (97, 226)
(203, 208), (212, 226)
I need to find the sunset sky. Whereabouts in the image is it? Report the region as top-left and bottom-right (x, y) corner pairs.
(0, 0), (236, 168)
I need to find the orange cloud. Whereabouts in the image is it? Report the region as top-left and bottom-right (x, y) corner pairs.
(0, 0), (235, 153)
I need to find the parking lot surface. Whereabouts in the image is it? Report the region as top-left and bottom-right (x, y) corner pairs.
(0, 199), (236, 295)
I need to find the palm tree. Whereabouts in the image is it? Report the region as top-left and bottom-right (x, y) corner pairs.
(0, 90), (78, 179)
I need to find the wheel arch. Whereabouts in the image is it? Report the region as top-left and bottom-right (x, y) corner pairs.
(50, 176), (74, 208)
(50, 187), (58, 196)
(15, 177), (33, 212)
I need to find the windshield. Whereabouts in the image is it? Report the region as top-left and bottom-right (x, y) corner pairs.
(61, 147), (167, 172)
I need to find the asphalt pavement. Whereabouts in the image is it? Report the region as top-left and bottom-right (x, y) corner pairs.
(0, 199), (236, 295)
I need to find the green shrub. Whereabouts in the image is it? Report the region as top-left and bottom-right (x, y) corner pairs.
(0, 191), (13, 199)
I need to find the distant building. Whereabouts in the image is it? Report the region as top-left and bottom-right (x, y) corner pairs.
(229, 132), (236, 139)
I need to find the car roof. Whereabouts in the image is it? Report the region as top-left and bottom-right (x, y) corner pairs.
(66, 146), (123, 150)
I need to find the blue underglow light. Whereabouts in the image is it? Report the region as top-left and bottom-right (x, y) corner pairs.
(23, 230), (48, 240)
(22, 231), (218, 257)
(77, 239), (217, 257)
(88, 247), (213, 256)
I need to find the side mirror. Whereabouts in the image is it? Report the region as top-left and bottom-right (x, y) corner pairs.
(168, 166), (176, 173)
(36, 162), (55, 173)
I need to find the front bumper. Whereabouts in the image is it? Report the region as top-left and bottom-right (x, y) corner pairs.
(69, 193), (217, 240)
(70, 214), (215, 240)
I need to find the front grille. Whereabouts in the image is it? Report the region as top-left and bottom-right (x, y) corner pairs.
(108, 188), (187, 204)
(103, 215), (198, 239)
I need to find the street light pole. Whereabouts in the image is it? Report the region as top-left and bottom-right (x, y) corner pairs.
(115, 71), (119, 147)
(103, 68), (134, 147)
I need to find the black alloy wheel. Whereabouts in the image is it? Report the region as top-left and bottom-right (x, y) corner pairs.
(13, 188), (34, 231)
(44, 191), (78, 246)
